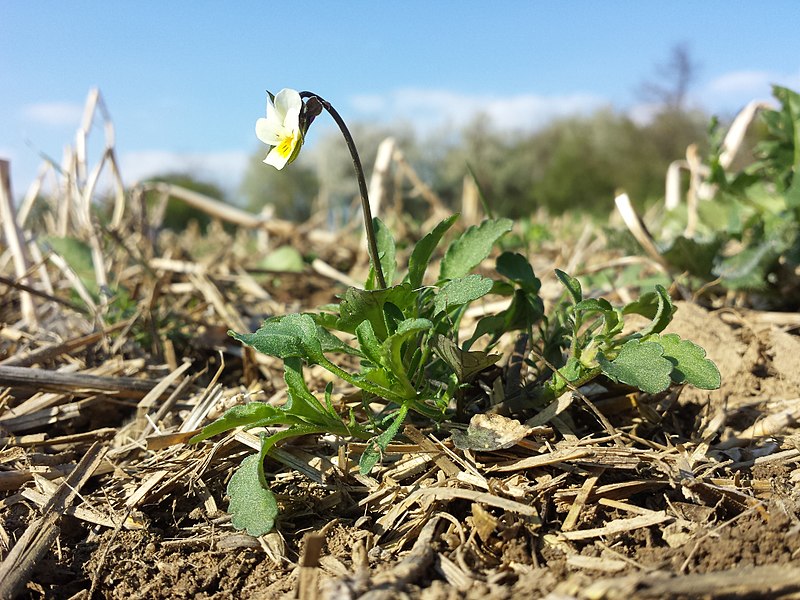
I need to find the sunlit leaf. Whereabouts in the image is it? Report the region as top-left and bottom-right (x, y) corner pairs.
(649, 333), (721, 390)
(227, 447), (278, 536)
(367, 217), (396, 289)
(433, 274), (493, 315)
(440, 218), (512, 281)
(598, 339), (673, 394)
(555, 269), (582, 303)
(406, 214), (459, 288)
(230, 313), (324, 363)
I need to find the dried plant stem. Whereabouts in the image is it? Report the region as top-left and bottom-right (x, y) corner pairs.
(0, 160), (37, 328)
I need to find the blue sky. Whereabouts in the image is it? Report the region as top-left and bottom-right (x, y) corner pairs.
(2, 1), (799, 199)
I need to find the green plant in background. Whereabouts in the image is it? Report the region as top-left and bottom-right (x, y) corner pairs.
(539, 272), (719, 402)
(190, 88), (721, 536)
(656, 85), (800, 301)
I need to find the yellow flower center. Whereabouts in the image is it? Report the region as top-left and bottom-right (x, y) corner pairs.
(276, 132), (298, 159)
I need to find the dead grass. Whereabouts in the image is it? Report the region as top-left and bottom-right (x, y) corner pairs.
(1, 89), (800, 600)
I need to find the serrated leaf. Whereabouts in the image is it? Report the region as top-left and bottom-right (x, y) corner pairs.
(359, 404), (409, 474)
(230, 313), (324, 363)
(440, 218), (512, 281)
(598, 339), (673, 394)
(431, 334), (501, 382)
(406, 214), (459, 288)
(650, 333), (721, 390)
(555, 269), (582, 303)
(226, 450), (278, 536)
(433, 274), (493, 315)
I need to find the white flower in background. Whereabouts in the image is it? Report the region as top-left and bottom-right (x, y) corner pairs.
(256, 88), (303, 169)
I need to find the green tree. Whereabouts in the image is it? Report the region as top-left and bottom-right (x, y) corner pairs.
(240, 152), (319, 222)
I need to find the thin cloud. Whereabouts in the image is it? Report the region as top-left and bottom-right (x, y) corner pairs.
(350, 88), (607, 131)
(704, 69), (800, 105)
(21, 102), (84, 127)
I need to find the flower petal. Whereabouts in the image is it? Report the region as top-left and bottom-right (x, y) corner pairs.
(264, 147), (289, 170)
(256, 117), (282, 145)
(274, 88), (302, 125)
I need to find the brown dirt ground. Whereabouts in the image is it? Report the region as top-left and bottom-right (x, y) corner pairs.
(4, 298), (800, 600)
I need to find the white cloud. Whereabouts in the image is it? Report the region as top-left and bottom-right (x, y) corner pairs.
(703, 69), (800, 107)
(627, 102), (663, 126)
(21, 102), (84, 127)
(350, 88), (607, 131)
(120, 149), (250, 194)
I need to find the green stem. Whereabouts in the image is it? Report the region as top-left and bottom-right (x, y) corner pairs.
(300, 91), (386, 289)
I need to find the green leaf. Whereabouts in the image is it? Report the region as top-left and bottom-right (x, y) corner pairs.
(649, 333), (721, 390)
(574, 298), (614, 313)
(383, 318), (433, 391)
(337, 284), (415, 340)
(555, 269), (582, 303)
(463, 314), (505, 350)
(356, 320), (386, 368)
(433, 274), (493, 315)
(231, 313), (324, 363)
(227, 447), (278, 536)
(501, 289), (545, 333)
(188, 402), (289, 443)
(598, 339), (673, 394)
(636, 285), (675, 337)
(431, 334), (501, 382)
(316, 325), (362, 357)
(622, 289), (661, 320)
(713, 239), (781, 290)
(259, 246), (305, 272)
(496, 252), (541, 294)
(43, 236), (99, 298)
(660, 236), (723, 278)
(283, 357), (332, 422)
(440, 218), (512, 281)
(367, 217), (396, 289)
(406, 214), (459, 288)
(359, 404), (409, 474)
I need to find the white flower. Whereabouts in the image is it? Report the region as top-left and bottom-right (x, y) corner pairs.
(255, 88), (303, 170)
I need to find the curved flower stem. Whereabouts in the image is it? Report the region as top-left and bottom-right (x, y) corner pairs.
(300, 91), (386, 289)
